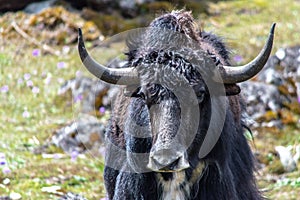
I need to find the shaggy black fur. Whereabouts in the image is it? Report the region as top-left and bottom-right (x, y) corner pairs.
(104, 10), (263, 200)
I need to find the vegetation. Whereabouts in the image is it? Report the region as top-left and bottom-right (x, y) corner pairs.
(0, 0), (299, 199)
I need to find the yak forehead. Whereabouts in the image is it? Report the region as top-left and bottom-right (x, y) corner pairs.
(125, 11), (224, 89)
(149, 10), (199, 42)
(137, 51), (201, 88)
(131, 48), (216, 94)
(125, 10), (230, 99)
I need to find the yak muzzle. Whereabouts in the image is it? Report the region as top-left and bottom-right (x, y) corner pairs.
(147, 149), (190, 172)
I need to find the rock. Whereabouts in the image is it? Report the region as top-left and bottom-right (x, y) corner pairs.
(2, 178), (10, 185)
(259, 46), (300, 99)
(51, 114), (105, 153)
(24, 0), (57, 13)
(296, 67), (300, 102)
(242, 45), (300, 128)
(239, 81), (284, 127)
(8, 193), (21, 200)
(58, 76), (111, 113)
(257, 56), (282, 85)
(0, 196), (11, 200)
(293, 145), (300, 162)
(0, 0), (43, 12)
(84, 0), (155, 17)
(41, 185), (63, 195)
(275, 146), (297, 173)
(59, 192), (87, 200)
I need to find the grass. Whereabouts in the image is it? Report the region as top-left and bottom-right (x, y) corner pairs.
(0, 0), (299, 199)
(0, 40), (106, 199)
(200, 0), (300, 62)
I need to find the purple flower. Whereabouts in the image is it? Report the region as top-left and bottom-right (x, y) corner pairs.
(32, 86), (40, 94)
(76, 70), (82, 77)
(41, 71), (47, 78)
(2, 166), (11, 174)
(32, 49), (40, 57)
(233, 55), (243, 64)
(26, 80), (33, 87)
(57, 78), (64, 84)
(24, 73), (31, 80)
(44, 76), (51, 85)
(74, 94), (83, 103)
(298, 96), (300, 104)
(0, 85), (9, 93)
(0, 158), (6, 165)
(53, 154), (63, 159)
(62, 46), (70, 54)
(99, 107), (106, 114)
(57, 62), (66, 69)
(71, 150), (79, 162)
(0, 153), (5, 159)
(22, 111), (30, 118)
(17, 78), (23, 85)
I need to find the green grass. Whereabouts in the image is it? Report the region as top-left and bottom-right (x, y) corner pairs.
(0, 0), (300, 199)
(0, 42), (106, 199)
(200, 0), (300, 62)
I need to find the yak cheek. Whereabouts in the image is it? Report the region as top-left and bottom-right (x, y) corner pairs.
(147, 98), (190, 172)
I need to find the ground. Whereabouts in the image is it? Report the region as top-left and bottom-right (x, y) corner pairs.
(0, 0), (299, 199)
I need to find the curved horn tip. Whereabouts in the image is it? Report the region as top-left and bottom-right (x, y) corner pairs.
(77, 28), (88, 61)
(78, 28), (82, 37)
(270, 23), (276, 34)
(220, 23), (276, 84)
(78, 28), (84, 45)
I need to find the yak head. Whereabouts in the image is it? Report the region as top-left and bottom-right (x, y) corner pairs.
(78, 10), (275, 172)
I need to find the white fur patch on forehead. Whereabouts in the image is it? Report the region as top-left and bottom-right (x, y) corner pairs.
(170, 10), (192, 19)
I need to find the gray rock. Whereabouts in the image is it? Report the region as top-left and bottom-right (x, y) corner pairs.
(52, 114), (105, 153)
(275, 146), (297, 172)
(24, 0), (56, 13)
(58, 76), (111, 113)
(240, 81), (282, 118)
(59, 192), (87, 200)
(0, 196), (11, 200)
(243, 45), (300, 128)
(259, 46), (300, 90)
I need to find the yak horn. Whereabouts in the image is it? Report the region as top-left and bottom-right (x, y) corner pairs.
(78, 28), (139, 85)
(220, 23), (276, 83)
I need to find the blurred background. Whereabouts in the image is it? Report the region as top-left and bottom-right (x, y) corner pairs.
(0, 0), (299, 199)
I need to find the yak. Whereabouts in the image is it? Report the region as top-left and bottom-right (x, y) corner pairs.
(78, 10), (275, 200)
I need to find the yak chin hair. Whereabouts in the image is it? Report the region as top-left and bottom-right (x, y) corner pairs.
(157, 171), (191, 200)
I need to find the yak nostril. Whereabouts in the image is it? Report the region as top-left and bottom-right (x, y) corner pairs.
(149, 154), (190, 172)
(147, 148), (190, 172)
(160, 158), (180, 171)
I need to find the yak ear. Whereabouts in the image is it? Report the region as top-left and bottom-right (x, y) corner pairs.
(225, 84), (241, 96)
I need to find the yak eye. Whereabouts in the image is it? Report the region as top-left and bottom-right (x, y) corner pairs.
(130, 87), (146, 99)
(134, 90), (146, 99)
(197, 92), (205, 103)
(147, 84), (159, 96)
(194, 85), (207, 103)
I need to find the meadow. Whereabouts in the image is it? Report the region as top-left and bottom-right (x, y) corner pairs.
(0, 0), (299, 199)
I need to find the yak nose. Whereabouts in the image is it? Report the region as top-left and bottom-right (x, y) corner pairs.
(147, 149), (190, 172)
